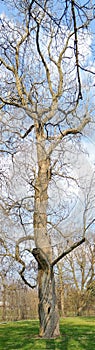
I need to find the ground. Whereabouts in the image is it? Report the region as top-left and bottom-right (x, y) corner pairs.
(0, 317), (95, 349)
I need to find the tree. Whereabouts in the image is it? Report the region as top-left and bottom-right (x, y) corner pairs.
(0, 0), (95, 338)
(57, 240), (95, 316)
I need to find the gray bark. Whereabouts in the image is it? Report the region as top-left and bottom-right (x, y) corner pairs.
(33, 125), (60, 337)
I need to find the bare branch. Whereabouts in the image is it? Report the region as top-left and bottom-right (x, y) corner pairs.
(36, 22), (55, 99)
(71, 0), (82, 100)
(15, 242), (36, 289)
(51, 238), (85, 267)
(22, 125), (34, 139)
(48, 116), (90, 155)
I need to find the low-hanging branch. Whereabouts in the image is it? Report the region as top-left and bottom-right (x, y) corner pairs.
(15, 243), (36, 289)
(51, 237), (85, 267)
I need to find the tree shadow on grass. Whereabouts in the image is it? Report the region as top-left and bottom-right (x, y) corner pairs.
(45, 336), (68, 350)
(0, 319), (95, 350)
(0, 320), (39, 350)
(0, 321), (68, 350)
(60, 320), (95, 350)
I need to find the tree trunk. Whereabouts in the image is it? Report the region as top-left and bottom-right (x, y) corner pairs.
(38, 267), (59, 338)
(57, 264), (64, 317)
(32, 248), (60, 338)
(76, 293), (90, 316)
(2, 282), (6, 321)
(33, 124), (60, 338)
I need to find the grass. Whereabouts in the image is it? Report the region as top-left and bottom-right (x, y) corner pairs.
(0, 317), (95, 349)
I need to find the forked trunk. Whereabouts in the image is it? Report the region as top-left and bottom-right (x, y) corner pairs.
(33, 125), (60, 338)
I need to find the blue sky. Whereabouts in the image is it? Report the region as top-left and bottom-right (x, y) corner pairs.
(0, 1), (9, 15)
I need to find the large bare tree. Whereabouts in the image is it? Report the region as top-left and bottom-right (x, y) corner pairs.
(0, 0), (95, 337)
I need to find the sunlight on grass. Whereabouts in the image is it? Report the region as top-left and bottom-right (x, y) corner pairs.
(0, 317), (95, 350)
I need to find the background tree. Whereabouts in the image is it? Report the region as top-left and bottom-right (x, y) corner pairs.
(0, 0), (95, 338)
(56, 240), (95, 317)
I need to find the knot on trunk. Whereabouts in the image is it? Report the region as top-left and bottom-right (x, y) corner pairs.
(32, 248), (50, 270)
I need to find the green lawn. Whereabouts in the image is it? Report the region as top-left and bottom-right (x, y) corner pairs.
(0, 317), (95, 350)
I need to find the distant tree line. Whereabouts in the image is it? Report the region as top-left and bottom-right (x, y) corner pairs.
(0, 281), (38, 322)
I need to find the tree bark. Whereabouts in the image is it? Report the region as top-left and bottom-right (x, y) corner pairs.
(2, 281), (6, 321)
(57, 264), (64, 317)
(38, 266), (60, 338)
(33, 124), (60, 338)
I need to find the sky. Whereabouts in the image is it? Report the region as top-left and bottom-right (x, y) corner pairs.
(0, 1), (95, 172)
(0, 1), (14, 17)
